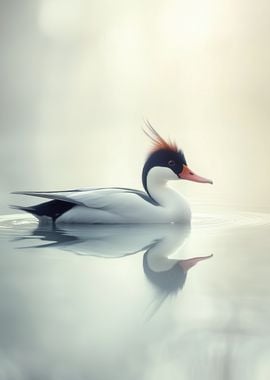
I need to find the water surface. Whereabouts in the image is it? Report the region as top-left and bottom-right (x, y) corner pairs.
(0, 210), (270, 380)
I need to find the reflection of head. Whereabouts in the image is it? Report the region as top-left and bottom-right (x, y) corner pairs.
(143, 250), (213, 296)
(143, 251), (187, 294)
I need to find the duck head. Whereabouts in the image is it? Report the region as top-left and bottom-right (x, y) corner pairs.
(142, 121), (213, 194)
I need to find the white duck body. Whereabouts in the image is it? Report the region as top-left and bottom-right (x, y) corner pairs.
(58, 167), (191, 224)
(16, 167), (191, 225)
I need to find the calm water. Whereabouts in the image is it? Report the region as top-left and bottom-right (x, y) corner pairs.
(0, 209), (270, 380)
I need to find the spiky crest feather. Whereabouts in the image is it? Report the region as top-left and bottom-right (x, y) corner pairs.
(143, 120), (178, 153)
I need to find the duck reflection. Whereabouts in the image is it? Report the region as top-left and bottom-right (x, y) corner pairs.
(27, 223), (212, 296)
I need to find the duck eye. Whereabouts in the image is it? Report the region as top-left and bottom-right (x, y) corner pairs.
(168, 160), (176, 166)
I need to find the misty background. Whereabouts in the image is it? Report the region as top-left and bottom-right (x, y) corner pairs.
(1, 3), (270, 379)
(1, 0), (270, 214)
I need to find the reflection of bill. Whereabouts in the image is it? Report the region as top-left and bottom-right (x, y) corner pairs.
(144, 251), (212, 295)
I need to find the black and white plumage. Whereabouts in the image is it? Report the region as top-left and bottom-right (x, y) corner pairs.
(12, 122), (212, 224)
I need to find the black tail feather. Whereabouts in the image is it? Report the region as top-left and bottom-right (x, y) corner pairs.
(10, 200), (75, 222)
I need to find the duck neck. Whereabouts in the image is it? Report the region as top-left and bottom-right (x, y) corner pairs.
(143, 167), (185, 208)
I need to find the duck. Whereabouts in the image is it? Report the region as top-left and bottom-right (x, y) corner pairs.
(12, 121), (213, 224)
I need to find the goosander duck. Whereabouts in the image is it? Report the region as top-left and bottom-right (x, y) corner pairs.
(12, 122), (212, 224)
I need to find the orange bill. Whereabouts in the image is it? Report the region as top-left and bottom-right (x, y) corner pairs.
(179, 165), (213, 184)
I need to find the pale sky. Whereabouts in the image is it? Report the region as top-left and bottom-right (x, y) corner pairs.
(1, 0), (270, 213)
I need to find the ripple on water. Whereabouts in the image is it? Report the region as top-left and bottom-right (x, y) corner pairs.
(0, 214), (37, 236)
(192, 211), (270, 230)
